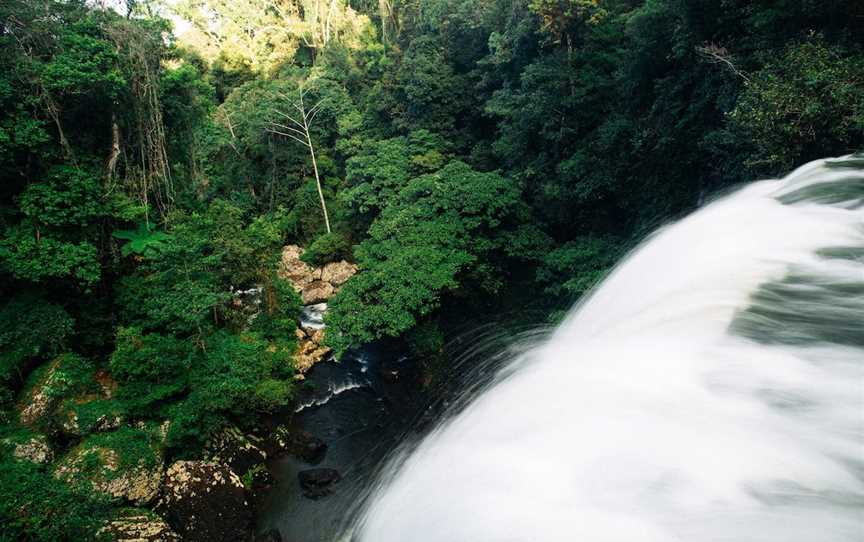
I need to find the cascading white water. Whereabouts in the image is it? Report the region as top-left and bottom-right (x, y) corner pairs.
(354, 156), (864, 542)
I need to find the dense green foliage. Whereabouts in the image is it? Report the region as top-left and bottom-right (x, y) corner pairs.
(0, 453), (112, 541)
(1, 0), (862, 538)
(328, 161), (534, 354)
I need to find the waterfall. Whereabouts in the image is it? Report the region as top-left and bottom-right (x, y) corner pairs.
(354, 155), (864, 542)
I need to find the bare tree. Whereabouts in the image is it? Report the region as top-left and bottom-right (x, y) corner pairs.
(267, 84), (332, 233)
(696, 42), (750, 83)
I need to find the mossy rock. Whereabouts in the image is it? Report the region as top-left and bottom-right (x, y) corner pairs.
(17, 353), (100, 429)
(1, 427), (54, 465)
(99, 508), (181, 541)
(55, 396), (125, 438)
(54, 426), (165, 505)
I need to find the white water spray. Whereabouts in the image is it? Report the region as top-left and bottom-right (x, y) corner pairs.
(355, 156), (864, 542)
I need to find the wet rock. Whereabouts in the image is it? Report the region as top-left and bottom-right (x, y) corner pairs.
(9, 435), (54, 464)
(100, 511), (181, 541)
(158, 461), (251, 542)
(321, 261), (358, 286)
(270, 427), (327, 464)
(205, 425), (267, 475)
(250, 464), (275, 491)
(293, 332), (332, 374)
(381, 368), (400, 383)
(301, 280), (335, 305)
(298, 468), (341, 499)
(307, 328), (326, 345)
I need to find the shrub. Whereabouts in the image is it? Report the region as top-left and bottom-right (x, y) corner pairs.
(109, 328), (192, 417)
(0, 456), (111, 541)
(299, 231), (352, 266)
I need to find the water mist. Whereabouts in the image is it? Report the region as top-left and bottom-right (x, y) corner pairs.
(354, 156), (864, 542)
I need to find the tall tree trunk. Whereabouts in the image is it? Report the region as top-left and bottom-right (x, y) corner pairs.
(106, 112), (121, 180)
(305, 118), (331, 234)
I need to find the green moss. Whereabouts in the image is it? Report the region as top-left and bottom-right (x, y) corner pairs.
(83, 426), (162, 472)
(55, 397), (125, 437)
(25, 353), (98, 403)
(56, 425), (164, 493)
(0, 424), (44, 455)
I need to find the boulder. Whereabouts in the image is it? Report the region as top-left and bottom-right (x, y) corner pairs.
(306, 328), (326, 346)
(57, 398), (123, 438)
(301, 280), (335, 305)
(293, 335), (331, 374)
(10, 435), (54, 465)
(158, 460), (251, 542)
(100, 512), (181, 541)
(269, 426), (327, 464)
(54, 427), (164, 505)
(278, 245), (316, 291)
(18, 358), (65, 426)
(20, 359), (119, 435)
(321, 261), (358, 286)
(249, 464), (275, 492)
(298, 468), (341, 499)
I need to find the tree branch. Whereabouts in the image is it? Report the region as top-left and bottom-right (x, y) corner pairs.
(265, 127), (310, 148)
(696, 43), (750, 83)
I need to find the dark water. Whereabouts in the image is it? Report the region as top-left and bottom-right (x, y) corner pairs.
(257, 343), (428, 542)
(257, 319), (550, 542)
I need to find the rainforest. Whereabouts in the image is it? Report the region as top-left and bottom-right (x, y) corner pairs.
(1, 1), (863, 541)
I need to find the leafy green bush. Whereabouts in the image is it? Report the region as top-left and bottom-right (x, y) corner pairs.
(250, 273), (303, 340)
(0, 166), (108, 285)
(327, 161), (529, 355)
(0, 296), (73, 414)
(731, 37), (864, 174)
(536, 236), (622, 298)
(109, 325), (295, 453)
(299, 232), (352, 266)
(165, 331), (295, 451)
(342, 130), (447, 217)
(109, 328), (192, 416)
(115, 200), (286, 336)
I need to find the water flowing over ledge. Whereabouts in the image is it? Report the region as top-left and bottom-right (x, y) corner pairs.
(353, 155), (864, 542)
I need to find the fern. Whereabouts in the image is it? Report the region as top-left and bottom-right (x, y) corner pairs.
(113, 224), (171, 257)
